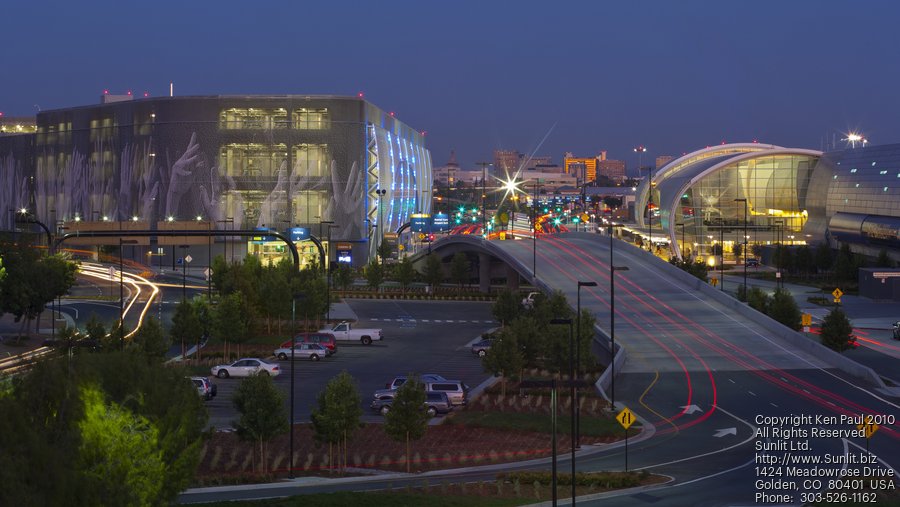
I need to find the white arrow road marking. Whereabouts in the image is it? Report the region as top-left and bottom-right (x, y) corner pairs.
(713, 427), (737, 438)
(680, 404), (703, 415)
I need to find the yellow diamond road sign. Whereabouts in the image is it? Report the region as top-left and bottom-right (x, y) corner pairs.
(617, 407), (636, 430)
(832, 288), (843, 301)
(857, 415), (879, 439)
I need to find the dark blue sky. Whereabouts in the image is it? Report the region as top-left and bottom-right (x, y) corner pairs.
(3, 1), (899, 172)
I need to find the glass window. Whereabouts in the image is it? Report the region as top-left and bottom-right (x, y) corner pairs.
(219, 108), (288, 130)
(292, 108), (330, 130)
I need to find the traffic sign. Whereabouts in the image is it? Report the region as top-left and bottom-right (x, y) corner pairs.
(108, 266), (116, 278)
(857, 415), (879, 439)
(203, 267), (211, 280)
(184, 254), (193, 264)
(801, 313), (812, 326)
(832, 288), (843, 303)
(616, 407), (636, 430)
(710, 277), (718, 287)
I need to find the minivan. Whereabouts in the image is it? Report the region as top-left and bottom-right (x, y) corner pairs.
(424, 380), (469, 406)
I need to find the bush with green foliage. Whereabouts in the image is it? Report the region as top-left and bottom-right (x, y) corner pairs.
(768, 288), (802, 331)
(310, 371), (363, 474)
(0, 352), (206, 506)
(819, 308), (856, 352)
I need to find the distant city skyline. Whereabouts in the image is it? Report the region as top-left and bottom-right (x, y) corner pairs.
(2, 2), (898, 172)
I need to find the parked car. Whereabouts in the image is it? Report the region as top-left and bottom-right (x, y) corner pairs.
(471, 338), (494, 357)
(318, 321), (383, 345)
(893, 321), (900, 340)
(746, 258), (760, 267)
(273, 343), (330, 361)
(279, 332), (338, 353)
(188, 376), (217, 400)
(211, 358), (281, 378)
(384, 374), (447, 390)
(424, 380), (469, 406)
(370, 391), (453, 418)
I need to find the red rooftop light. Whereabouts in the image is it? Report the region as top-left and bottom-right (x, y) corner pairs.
(358, 92), (364, 98)
(103, 89), (109, 94)
(127, 90), (132, 95)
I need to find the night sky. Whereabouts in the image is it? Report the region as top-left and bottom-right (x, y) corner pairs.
(3, 1), (899, 173)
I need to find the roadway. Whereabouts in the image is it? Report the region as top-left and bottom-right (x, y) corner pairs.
(488, 232), (900, 506)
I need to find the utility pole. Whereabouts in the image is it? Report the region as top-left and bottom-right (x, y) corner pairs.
(476, 162), (492, 236)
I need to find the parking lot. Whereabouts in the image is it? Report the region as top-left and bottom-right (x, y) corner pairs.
(205, 299), (497, 428)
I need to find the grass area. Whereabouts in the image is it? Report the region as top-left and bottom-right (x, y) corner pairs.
(446, 410), (638, 438)
(189, 491), (525, 507)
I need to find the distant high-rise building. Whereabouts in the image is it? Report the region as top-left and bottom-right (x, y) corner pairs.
(564, 156), (598, 183)
(433, 150), (461, 184)
(494, 149), (521, 176)
(598, 159), (626, 182)
(598, 150), (607, 161)
(656, 155), (674, 169)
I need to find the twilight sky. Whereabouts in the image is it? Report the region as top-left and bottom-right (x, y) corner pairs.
(3, 1), (899, 173)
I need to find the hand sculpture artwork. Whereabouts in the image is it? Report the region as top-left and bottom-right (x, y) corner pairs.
(165, 132), (202, 218)
(323, 161), (365, 240)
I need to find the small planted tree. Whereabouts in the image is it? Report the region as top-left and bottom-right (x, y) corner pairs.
(768, 288), (801, 331)
(423, 253), (443, 292)
(383, 376), (428, 473)
(820, 307), (856, 352)
(492, 289), (520, 326)
(450, 252), (469, 292)
(747, 287), (769, 313)
(482, 331), (524, 397)
(395, 256), (416, 293)
(365, 260), (385, 292)
(170, 300), (201, 359)
(130, 317), (169, 361)
(84, 313), (111, 351)
(310, 371), (363, 474)
(214, 291), (255, 358)
(333, 264), (353, 291)
(232, 373), (288, 474)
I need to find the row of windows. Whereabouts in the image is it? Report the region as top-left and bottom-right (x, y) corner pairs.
(218, 108), (330, 130)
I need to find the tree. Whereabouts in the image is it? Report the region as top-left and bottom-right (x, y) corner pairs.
(0, 352), (206, 506)
(232, 372), (289, 474)
(423, 253), (443, 291)
(814, 243), (833, 274)
(214, 291), (255, 359)
(395, 256), (415, 292)
(365, 260), (384, 291)
(383, 376), (429, 473)
(333, 264), (353, 291)
(820, 307), (856, 352)
(833, 243), (856, 282)
(747, 287), (769, 313)
(876, 249), (894, 268)
(171, 299), (201, 359)
(768, 288), (802, 331)
(492, 289), (520, 326)
(481, 330), (524, 396)
(507, 315), (543, 367)
(84, 313), (110, 351)
(450, 252), (469, 291)
(794, 245), (814, 277)
(130, 317), (169, 360)
(0, 246), (76, 341)
(733, 242), (743, 262)
(77, 384), (166, 505)
(377, 239), (394, 264)
(310, 371), (363, 474)
(576, 308), (598, 372)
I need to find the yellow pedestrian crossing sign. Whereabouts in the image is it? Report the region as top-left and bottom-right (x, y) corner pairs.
(617, 407), (636, 430)
(802, 314), (812, 326)
(832, 288), (843, 303)
(857, 415), (879, 439)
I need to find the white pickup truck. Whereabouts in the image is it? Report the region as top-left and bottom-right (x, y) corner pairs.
(319, 321), (383, 345)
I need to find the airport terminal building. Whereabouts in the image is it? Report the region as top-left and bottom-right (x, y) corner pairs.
(635, 142), (899, 262)
(0, 95), (432, 267)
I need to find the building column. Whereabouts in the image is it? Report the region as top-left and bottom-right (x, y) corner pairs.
(506, 264), (520, 290)
(479, 252), (491, 294)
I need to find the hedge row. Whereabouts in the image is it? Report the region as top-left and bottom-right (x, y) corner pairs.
(497, 470), (649, 488)
(336, 292), (494, 301)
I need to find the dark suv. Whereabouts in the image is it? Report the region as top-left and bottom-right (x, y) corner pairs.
(370, 391), (453, 417)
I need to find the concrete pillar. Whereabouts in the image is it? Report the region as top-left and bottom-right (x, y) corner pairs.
(506, 264), (520, 290)
(479, 252), (491, 293)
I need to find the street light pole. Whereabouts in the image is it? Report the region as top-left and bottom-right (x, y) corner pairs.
(576, 281), (597, 449)
(735, 198), (748, 294)
(607, 224), (627, 409)
(376, 189), (386, 266)
(321, 221), (336, 323)
(634, 146), (649, 250)
(119, 238), (138, 350)
(719, 224), (724, 292)
(477, 162), (492, 236)
(180, 244), (189, 301)
(550, 318), (574, 506)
